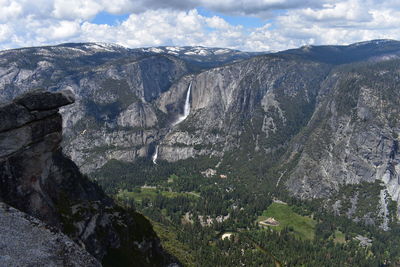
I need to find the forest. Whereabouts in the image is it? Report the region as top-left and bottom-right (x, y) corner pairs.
(92, 155), (400, 266)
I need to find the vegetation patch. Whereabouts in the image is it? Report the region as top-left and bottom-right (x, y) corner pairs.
(151, 221), (196, 267)
(329, 180), (386, 224)
(257, 202), (317, 240)
(333, 229), (346, 244)
(116, 187), (200, 204)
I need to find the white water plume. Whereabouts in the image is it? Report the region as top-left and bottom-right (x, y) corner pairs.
(173, 82), (192, 126)
(152, 145), (159, 164)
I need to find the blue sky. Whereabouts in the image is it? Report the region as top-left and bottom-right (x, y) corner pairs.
(0, 0), (399, 51)
(91, 12), (130, 26)
(91, 8), (268, 29)
(196, 7), (266, 28)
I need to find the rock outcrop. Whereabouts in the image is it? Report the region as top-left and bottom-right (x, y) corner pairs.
(0, 89), (176, 266)
(0, 202), (101, 267)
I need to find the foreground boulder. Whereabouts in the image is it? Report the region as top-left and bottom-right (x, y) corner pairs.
(0, 89), (176, 266)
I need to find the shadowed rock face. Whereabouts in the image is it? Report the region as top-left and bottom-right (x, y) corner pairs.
(0, 90), (177, 266)
(0, 89), (79, 223)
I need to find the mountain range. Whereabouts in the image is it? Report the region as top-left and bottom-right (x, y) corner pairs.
(1, 39), (400, 264)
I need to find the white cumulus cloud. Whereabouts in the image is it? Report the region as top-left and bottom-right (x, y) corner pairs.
(0, 0), (400, 51)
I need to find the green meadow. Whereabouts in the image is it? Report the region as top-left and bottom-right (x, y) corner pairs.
(257, 202), (317, 240)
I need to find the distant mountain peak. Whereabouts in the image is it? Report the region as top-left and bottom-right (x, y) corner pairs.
(350, 39), (398, 47)
(139, 45), (243, 57)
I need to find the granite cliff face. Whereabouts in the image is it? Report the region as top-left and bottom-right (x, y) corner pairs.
(284, 60), (400, 228)
(2, 40), (400, 227)
(0, 90), (177, 266)
(60, 54), (188, 172)
(154, 40), (400, 226)
(0, 43), (261, 173)
(156, 55), (330, 162)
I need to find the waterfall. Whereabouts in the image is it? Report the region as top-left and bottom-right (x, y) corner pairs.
(152, 145), (159, 164)
(182, 81), (192, 119)
(173, 82), (192, 126)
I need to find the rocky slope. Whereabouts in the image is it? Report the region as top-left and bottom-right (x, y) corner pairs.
(0, 202), (101, 267)
(156, 55), (330, 162)
(0, 43), (261, 173)
(0, 90), (177, 266)
(284, 59), (400, 228)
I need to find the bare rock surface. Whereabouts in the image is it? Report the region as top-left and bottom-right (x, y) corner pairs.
(0, 202), (101, 267)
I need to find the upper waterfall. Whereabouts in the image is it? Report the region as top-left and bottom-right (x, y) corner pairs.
(153, 81), (192, 164)
(173, 81), (192, 126)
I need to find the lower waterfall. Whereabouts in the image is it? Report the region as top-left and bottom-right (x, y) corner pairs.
(152, 145), (159, 164)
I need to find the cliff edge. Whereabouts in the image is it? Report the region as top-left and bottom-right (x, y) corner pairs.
(0, 89), (176, 266)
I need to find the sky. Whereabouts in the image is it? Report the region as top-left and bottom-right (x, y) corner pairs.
(0, 0), (400, 52)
